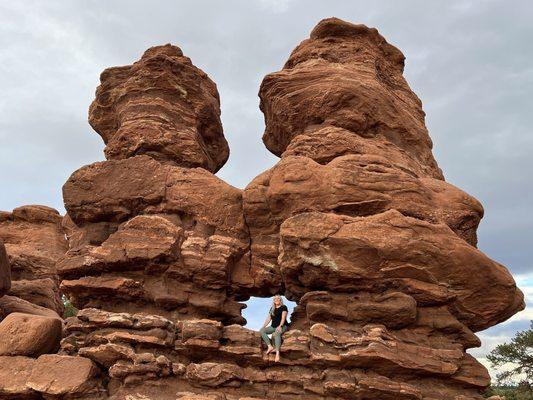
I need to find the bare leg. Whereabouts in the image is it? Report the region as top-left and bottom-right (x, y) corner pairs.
(273, 326), (286, 362)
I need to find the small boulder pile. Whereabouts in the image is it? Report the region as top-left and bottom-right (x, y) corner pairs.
(0, 207), (106, 399)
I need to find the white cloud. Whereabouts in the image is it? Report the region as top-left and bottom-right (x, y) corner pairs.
(259, 0), (292, 13)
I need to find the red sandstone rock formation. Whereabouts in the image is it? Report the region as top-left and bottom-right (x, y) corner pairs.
(89, 44), (229, 172)
(0, 218), (67, 399)
(0, 239), (10, 298)
(59, 154), (249, 324)
(0, 18), (524, 400)
(0, 312), (62, 357)
(0, 205), (67, 315)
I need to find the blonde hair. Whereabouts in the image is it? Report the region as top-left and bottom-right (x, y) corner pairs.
(269, 295), (284, 316)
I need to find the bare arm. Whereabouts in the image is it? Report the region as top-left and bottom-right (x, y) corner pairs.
(262, 313), (272, 328)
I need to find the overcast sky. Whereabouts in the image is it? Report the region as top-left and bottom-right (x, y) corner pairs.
(0, 0), (531, 379)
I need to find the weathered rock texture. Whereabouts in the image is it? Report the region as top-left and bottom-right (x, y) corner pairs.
(0, 205), (66, 315)
(0, 210), (68, 399)
(89, 44), (229, 172)
(0, 312), (62, 357)
(0, 239), (10, 298)
(59, 154), (249, 324)
(0, 18), (524, 400)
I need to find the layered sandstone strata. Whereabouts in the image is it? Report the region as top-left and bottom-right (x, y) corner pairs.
(243, 19), (524, 399)
(0, 205), (67, 315)
(0, 229), (72, 400)
(59, 155), (249, 324)
(89, 44), (229, 172)
(239, 17), (524, 400)
(0, 18), (524, 400)
(59, 45), (250, 326)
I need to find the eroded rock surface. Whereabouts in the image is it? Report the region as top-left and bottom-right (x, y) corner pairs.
(0, 205), (67, 315)
(259, 18), (443, 180)
(237, 17), (523, 400)
(0, 312), (62, 357)
(89, 44), (229, 172)
(0, 17), (524, 400)
(0, 240), (10, 297)
(60, 154), (249, 324)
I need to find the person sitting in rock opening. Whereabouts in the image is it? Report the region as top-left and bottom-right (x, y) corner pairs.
(259, 295), (289, 362)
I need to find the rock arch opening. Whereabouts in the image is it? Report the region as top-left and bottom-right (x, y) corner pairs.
(241, 295), (297, 330)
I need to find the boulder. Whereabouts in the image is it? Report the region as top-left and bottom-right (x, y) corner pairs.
(8, 278), (63, 315)
(185, 362), (243, 387)
(26, 354), (102, 396)
(0, 312), (62, 357)
(0, 205), (66, 317)
(0, 356), (36, 398)
(279, 210), (523, 331)
(62, 155), (246, 234)
(0, 205), (67, 281)
(0, 295), (61, 321)
(243, 154), (483, 293)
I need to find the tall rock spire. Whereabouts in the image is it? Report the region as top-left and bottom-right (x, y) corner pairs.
(260, 17), (442, 179)
(242, 17), (524, 399)
(60, 44), (247, 326)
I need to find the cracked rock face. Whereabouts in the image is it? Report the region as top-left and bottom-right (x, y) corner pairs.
(0, 240), (10, 298)
(0, 17), (524, 400)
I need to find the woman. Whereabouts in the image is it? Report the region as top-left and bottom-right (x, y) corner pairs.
(259, 295), (288, 362)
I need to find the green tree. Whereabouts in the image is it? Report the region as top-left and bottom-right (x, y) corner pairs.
(484, 321), (533, 399)
(487, 321), (533, 385)
(484, 384), (533, 400)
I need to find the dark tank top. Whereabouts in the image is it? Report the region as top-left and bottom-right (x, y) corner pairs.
(271, 305), (288, 328)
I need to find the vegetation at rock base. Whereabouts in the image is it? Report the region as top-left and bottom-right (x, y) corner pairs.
(62, 294), (78, 318)
(484, 384), (532, 399)
(483, 321), (533, 399)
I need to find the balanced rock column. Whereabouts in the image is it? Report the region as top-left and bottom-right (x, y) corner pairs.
(242, 17), (524, 400)
(58, 45), (257, 397)
(60, 45), (249, 322)
(3, 19), (520, 400)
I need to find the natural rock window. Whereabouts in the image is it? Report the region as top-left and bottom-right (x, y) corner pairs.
(241, 296), (296, 330)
